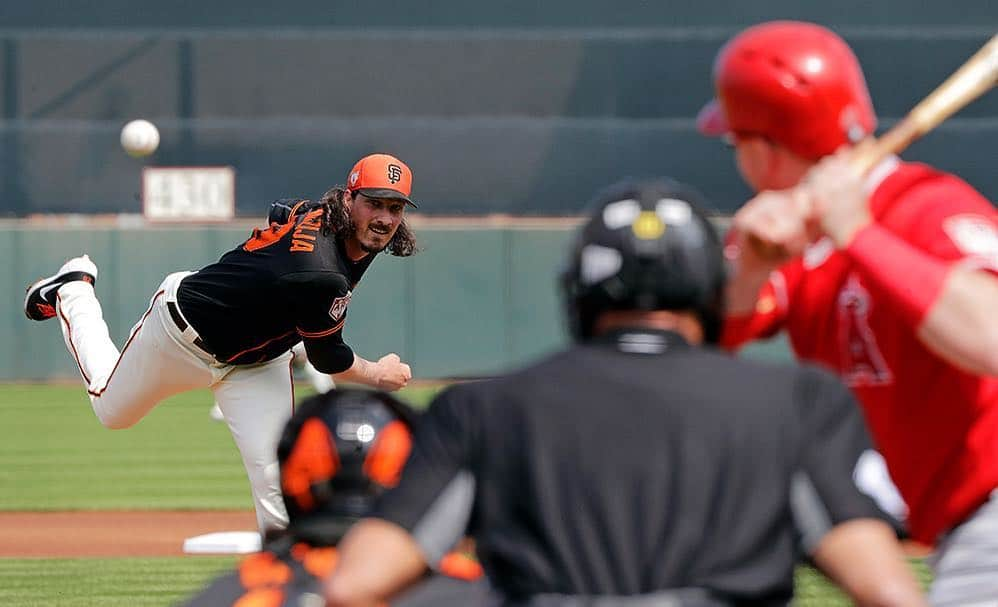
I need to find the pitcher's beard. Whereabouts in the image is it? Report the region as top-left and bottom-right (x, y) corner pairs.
(360, 239), (387, 254)
(350, 221), (390, 254)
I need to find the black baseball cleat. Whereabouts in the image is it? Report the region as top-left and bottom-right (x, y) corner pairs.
(24, 254), (99, 321)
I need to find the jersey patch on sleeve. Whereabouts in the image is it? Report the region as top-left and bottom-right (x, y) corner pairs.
(329, 291), (352, 321)
(943, 214), (998, 269)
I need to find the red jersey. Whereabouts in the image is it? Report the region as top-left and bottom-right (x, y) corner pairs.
(723, 160), (998, 544)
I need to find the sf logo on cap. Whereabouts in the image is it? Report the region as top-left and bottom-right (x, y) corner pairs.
(387, 164), (403, 184)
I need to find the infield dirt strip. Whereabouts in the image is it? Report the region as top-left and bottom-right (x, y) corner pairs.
(0, 511), (256, 557)
(0, 510), (934, 559)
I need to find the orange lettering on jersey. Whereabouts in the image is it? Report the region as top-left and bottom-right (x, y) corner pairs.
(245, 200), (312, 252)
(289, 210), (323, 253)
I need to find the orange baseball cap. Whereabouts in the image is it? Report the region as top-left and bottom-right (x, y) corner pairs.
(346, 153), (417, 208)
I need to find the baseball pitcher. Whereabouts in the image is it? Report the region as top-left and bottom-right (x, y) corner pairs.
(24, 153), (417, 533)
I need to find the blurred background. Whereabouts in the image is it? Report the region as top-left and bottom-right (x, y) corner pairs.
(2, 0), (996, 380)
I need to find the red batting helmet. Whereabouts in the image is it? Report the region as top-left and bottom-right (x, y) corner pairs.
(697, 21), (876, 159)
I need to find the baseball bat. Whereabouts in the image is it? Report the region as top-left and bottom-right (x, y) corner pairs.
(748, 33), (998, 259)
(850, 33), (998, 173)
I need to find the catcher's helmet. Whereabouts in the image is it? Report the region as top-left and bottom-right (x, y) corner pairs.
(276, 388), (418, 545)
(697, 21), (876, 159)
(561, 178), (726, 343)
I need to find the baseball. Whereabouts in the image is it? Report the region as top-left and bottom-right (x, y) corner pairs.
(120, 119), (160, 158)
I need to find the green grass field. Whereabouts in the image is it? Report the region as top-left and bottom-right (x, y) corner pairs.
(0, 383), (928, 605)
(0, 557), (238, 607)
(0, 384), (437, 510)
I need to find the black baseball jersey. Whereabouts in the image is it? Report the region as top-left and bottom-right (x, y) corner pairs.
(376, 328), (884, 604)
(176, 203), (374, 372)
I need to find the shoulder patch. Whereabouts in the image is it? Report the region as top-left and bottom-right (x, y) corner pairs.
(329, 291), (352, 321)
(943, 214), (998, 267)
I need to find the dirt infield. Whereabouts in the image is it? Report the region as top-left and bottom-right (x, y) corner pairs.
(0, 510), (933, 560)
(0, 511), (256, 557)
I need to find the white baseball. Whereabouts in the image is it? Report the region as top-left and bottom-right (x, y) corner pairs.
(120, 119), (160, 158)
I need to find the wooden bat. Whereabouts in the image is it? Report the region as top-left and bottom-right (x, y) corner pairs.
(850, 32), (998, 174)
(749, 33), (998, 259)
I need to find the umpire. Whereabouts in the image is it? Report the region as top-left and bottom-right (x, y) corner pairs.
(323, 178), (925, 606)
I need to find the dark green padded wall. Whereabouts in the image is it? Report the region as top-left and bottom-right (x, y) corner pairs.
(0, 3), (994, 216)
(1, 0), (994, 28)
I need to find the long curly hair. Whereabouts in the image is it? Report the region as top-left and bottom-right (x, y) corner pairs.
(318, 186), (417, 257)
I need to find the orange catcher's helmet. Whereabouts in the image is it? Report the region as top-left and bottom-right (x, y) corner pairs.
(697, 21), (876, 159)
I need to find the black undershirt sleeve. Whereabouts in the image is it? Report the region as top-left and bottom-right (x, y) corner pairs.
(374, 384), (481, 565)
(301, 335), (354, 374)
(280, 271), (355, 374)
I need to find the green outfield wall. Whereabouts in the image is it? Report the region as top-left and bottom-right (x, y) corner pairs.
(0, 2), (995, 217)
(2, 222), (789, 381)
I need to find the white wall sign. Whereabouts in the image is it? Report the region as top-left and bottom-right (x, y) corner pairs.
(143, 166), (236, 222)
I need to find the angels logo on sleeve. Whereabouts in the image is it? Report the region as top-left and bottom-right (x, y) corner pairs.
(943, 214), (998, 270)
(329, 291), (352, 321)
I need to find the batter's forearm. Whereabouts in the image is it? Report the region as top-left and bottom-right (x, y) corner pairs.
(846, 224), (998, 375)
(917, 266), (998, 376)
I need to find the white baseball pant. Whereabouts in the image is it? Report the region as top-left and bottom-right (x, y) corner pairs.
(55, 271), (293, 532)
(928, 489), (998, 606)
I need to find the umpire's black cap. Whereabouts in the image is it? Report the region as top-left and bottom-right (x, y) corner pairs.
(560, 178), (727, 342)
